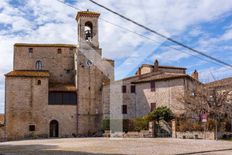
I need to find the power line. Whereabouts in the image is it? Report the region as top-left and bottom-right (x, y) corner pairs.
(55, 0), (225, 67)
(89, 0), (232, 68)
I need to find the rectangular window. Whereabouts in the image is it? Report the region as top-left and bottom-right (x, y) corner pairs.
(122, 105), (127, 114)
(150, 103), (156, 112)
(29, 125), (35, 131)
(131, 85), (136, 93)
(151, 81), (156, 92)
(29, 48), (33, 53)
(57, 48), (62, 54)
(122, 85), (126, 93)
(49, 92), (77, 105)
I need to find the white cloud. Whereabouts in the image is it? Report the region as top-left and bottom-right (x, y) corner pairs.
(0, 0), (232, 112)
(220, 28), (232, 40)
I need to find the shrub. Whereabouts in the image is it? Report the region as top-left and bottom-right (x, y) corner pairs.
(101, 119), (110, 131)
(147, 106), (174, 122)
(133, 117), (148, 131)
(206, 119), (215, 131)
(176, 119), (204, 132)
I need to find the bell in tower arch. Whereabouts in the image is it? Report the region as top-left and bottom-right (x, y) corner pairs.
(84, 21), (93, 41)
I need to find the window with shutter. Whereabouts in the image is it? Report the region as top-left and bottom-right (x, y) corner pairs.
(150, 103), (156, 112)
(122, 105), (127, 114)
(131, 85), (136, 93)
(151, 81), (156, 92)
(122, 85), (127, 93)
(49, 92), (77, 105)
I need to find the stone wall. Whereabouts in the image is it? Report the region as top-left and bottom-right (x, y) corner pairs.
(76, 47), (108, 135)
(102, 76), (194, 121)
(138, 65), (186, 75)
(103, 130), (153, 138)
(14, 44), (76, 84)
(5, 76), (77, 140)
(140, 66), (153, 75)
(176, 131), (216, 140)
(0, 126), (5, 141)
(136, 78), (186, 117)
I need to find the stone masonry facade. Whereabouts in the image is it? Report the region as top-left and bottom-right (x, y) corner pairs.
(3, 11), (113, 140)
(103, 60), (199, 120)
(3, 10), (227, 140)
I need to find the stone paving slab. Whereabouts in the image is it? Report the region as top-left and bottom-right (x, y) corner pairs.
(0, 138), (231, 155)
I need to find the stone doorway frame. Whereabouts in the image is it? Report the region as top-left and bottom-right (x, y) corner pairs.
(49, 120), (59, 138)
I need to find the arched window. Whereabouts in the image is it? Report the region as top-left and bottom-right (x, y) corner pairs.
(35, 60), (43, 70)
(84, 21), (93, 41)
(37, 80), (41, 85)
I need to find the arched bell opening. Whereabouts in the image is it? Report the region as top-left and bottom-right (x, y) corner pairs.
(84, 21), (93, 41)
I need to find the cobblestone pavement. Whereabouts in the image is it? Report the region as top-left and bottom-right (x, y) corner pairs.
(0, 138), (231, 155)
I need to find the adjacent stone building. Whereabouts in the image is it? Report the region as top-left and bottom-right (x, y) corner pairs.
(103, 60), (199, 120)
(3, 11), (113, 140)
(206, 77), (232, 119)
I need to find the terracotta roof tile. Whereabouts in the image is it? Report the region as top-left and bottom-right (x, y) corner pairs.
(49, 83), (77, 92)
(76, 11), (100, 20)
(132, 73), (191, 84)
(5, 70), (49, 77)
(0, 114), (4, 123)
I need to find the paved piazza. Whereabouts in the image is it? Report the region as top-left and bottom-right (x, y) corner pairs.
(0, 138), (231, 155)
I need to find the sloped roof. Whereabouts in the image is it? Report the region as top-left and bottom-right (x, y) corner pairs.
(141, 64), (186, 70)
(206, 77), (232, 88)
(49, 83), (77, 92)
(132, 73), (190, 84)
(5, 70), (49, 77)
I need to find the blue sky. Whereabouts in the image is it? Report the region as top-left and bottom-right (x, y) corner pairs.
(0, 0), (232, 113)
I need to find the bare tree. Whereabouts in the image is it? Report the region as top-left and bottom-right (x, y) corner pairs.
(176, 82), (232, 121)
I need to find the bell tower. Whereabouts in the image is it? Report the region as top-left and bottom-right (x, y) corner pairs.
(76, 10), (100, 48)
(76, 10), (106, 136)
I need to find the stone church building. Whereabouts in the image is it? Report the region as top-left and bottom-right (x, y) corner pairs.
(3, 11), (113, 140)
(1, 11), (202, 140)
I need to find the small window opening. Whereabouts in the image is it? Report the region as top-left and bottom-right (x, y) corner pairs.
(29, 48), (33, 53)
(37, 80), (41, 85)
(151, 81), (156, 92)
(150, 103), (156, 112)
(131, 85), (136, 93)
(122, 85), (126, 93)
(122, 105), (127, 114)
(66, 69), (70, 74)
(29, 125), (35, 131)
(57, 48), (62, 54)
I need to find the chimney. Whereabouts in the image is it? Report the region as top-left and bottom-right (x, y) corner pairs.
(137, 67), (141, 76)
(191, 70), (199, 80)
(154, 59), (159, 72)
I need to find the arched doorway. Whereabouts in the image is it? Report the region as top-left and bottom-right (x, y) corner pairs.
(49, 120), (59, 137)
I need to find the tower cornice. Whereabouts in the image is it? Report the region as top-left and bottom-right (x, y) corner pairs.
(76, 11), (100, 21)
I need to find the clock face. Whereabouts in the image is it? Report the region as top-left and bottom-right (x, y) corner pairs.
(86, 59), (93, 66)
